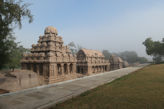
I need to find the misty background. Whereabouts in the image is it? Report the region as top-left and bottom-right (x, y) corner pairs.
(14, 0), (164, 59)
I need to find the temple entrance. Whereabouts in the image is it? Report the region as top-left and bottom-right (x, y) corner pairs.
(105, 66), (107, 71)
(81, 68), (84, 74)
(33, 64), (37, 73)
(64, 64), (67, 74)
(27, 64), (31, 70)
(39, 64), (43, 75)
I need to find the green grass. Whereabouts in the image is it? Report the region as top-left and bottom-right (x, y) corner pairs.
(50, 64), (164, 109)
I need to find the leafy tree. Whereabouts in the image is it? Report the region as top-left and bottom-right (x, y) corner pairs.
(102, 50), (111, 59)
(68, 41), (77, 54)
(0, 0), (33, 69)
(76, 44), (83, 52)
(153, 55), (162, 64)
(143, 38), (164, 63)
(68, 41), (83, 54)
(143, 38), (154, 55)
(3, 36), (29, 71)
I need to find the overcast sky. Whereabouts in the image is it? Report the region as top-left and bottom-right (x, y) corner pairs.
(15, 0), (164, 58)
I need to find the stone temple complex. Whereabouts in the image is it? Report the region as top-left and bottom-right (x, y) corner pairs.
(21, 26), (128, 84)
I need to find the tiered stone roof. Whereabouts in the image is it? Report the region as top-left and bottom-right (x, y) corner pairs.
(21, 26), (76, 63)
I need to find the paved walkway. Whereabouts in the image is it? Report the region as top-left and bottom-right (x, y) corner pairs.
(0, 65), (147, 109)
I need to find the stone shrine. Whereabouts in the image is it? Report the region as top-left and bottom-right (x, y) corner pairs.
(21, 26), (77, 84)
(76, 49), (110, 75)
(109, 55), (123, 70)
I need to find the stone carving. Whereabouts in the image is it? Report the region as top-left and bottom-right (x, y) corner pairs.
(76, 48), (110, 75)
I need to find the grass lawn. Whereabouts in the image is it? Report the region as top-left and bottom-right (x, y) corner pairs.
(50, 64), (164, 109)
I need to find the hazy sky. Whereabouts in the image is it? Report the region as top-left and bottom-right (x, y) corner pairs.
(15, 0), (164, 58)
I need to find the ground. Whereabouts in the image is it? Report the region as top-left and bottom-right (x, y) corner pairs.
(50, 64), (164, 109)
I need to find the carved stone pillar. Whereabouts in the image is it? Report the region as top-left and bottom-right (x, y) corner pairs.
(73, 63), (76, 73)
(49, 63), (58, 83)
(67, 63), (70, 73)
(49, 64), (54, 77)
(42, 63), (49, 84)
(54, 63), (57, 76)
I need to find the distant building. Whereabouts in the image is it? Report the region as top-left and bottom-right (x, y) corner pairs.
(109, 55), (123, 70)
(76, 49), (110, 75)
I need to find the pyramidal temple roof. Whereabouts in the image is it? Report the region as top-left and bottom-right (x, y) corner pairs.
(21, 26), (76, 63)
